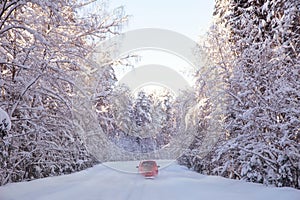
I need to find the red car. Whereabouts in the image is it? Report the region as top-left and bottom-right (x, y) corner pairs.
(137, 160), (160, 178)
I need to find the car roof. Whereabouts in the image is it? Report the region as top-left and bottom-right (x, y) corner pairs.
(141, 160), (156, 163)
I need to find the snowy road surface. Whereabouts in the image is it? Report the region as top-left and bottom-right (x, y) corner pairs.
(0, 160), (299, 200)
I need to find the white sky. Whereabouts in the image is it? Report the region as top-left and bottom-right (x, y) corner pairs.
(109, 0), (215, 41)
(108, 1), (215, 95)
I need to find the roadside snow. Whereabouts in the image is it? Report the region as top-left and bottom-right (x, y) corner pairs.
(0, 161), (299, 200)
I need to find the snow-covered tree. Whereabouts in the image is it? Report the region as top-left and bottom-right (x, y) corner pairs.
(114, 90), (157, 153)
(134, 91), (152, 127)
(0, 0), (127, 185)
(106, 87), (179, 155)
(179, 0), (300, 189)
(154, 93), (174, 147)
(93, 65), (118, 135)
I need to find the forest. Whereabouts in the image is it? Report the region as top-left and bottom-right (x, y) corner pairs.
(0, 0), (299, 189)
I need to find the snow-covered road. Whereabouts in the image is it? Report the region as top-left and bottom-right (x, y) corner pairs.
(0, 160), (299, 200)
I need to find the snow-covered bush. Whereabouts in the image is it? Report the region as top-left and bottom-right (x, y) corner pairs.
(181, 133), (299, 188)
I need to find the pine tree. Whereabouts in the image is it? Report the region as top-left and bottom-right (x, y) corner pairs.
(134, 91), (152, 127)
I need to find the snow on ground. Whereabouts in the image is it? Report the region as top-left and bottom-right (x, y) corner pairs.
(0, 160), (299, 200)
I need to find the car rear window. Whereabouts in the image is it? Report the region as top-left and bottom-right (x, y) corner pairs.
(141, 161), (155, 170)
